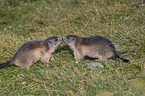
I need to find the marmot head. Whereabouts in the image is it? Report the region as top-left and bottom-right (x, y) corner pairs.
(63, 35), (79, 46)
(45, 37), (62, 48)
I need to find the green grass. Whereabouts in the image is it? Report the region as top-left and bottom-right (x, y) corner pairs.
(0, 0), (145, 95)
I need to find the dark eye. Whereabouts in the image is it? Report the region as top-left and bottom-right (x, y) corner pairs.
(55, 39), (58, 41)
(67, 37), (69, 39)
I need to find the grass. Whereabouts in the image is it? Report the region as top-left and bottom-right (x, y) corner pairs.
(0, 0), (145, 95)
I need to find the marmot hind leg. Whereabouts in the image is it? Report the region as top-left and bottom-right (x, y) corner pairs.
(97, 55), (108, 61)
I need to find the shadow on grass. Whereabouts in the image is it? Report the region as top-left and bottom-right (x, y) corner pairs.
(54, 44), (100, 61)
(54, 45), (73, 55)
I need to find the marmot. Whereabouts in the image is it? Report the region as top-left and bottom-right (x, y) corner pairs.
(63, 35), (130, 63)
(0, 37), (62, 69)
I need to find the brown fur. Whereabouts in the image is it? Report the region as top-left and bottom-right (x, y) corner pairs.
(63, 35), (130, 63)
(0, 37), (62, 69)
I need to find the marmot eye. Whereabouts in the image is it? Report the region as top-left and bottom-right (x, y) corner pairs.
(67, 37), (69, 39)
(55, 39), (58, 41)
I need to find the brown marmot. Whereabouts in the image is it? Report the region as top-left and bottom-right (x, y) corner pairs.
(63, 35), (130, 63)
(0, 37), (62, 69)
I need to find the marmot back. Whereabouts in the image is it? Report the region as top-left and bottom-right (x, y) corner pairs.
(63, 35), (129, 63)
(0, 37), (62, 69)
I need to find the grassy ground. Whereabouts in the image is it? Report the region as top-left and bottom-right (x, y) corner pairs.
(0, 0), (145, 95)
